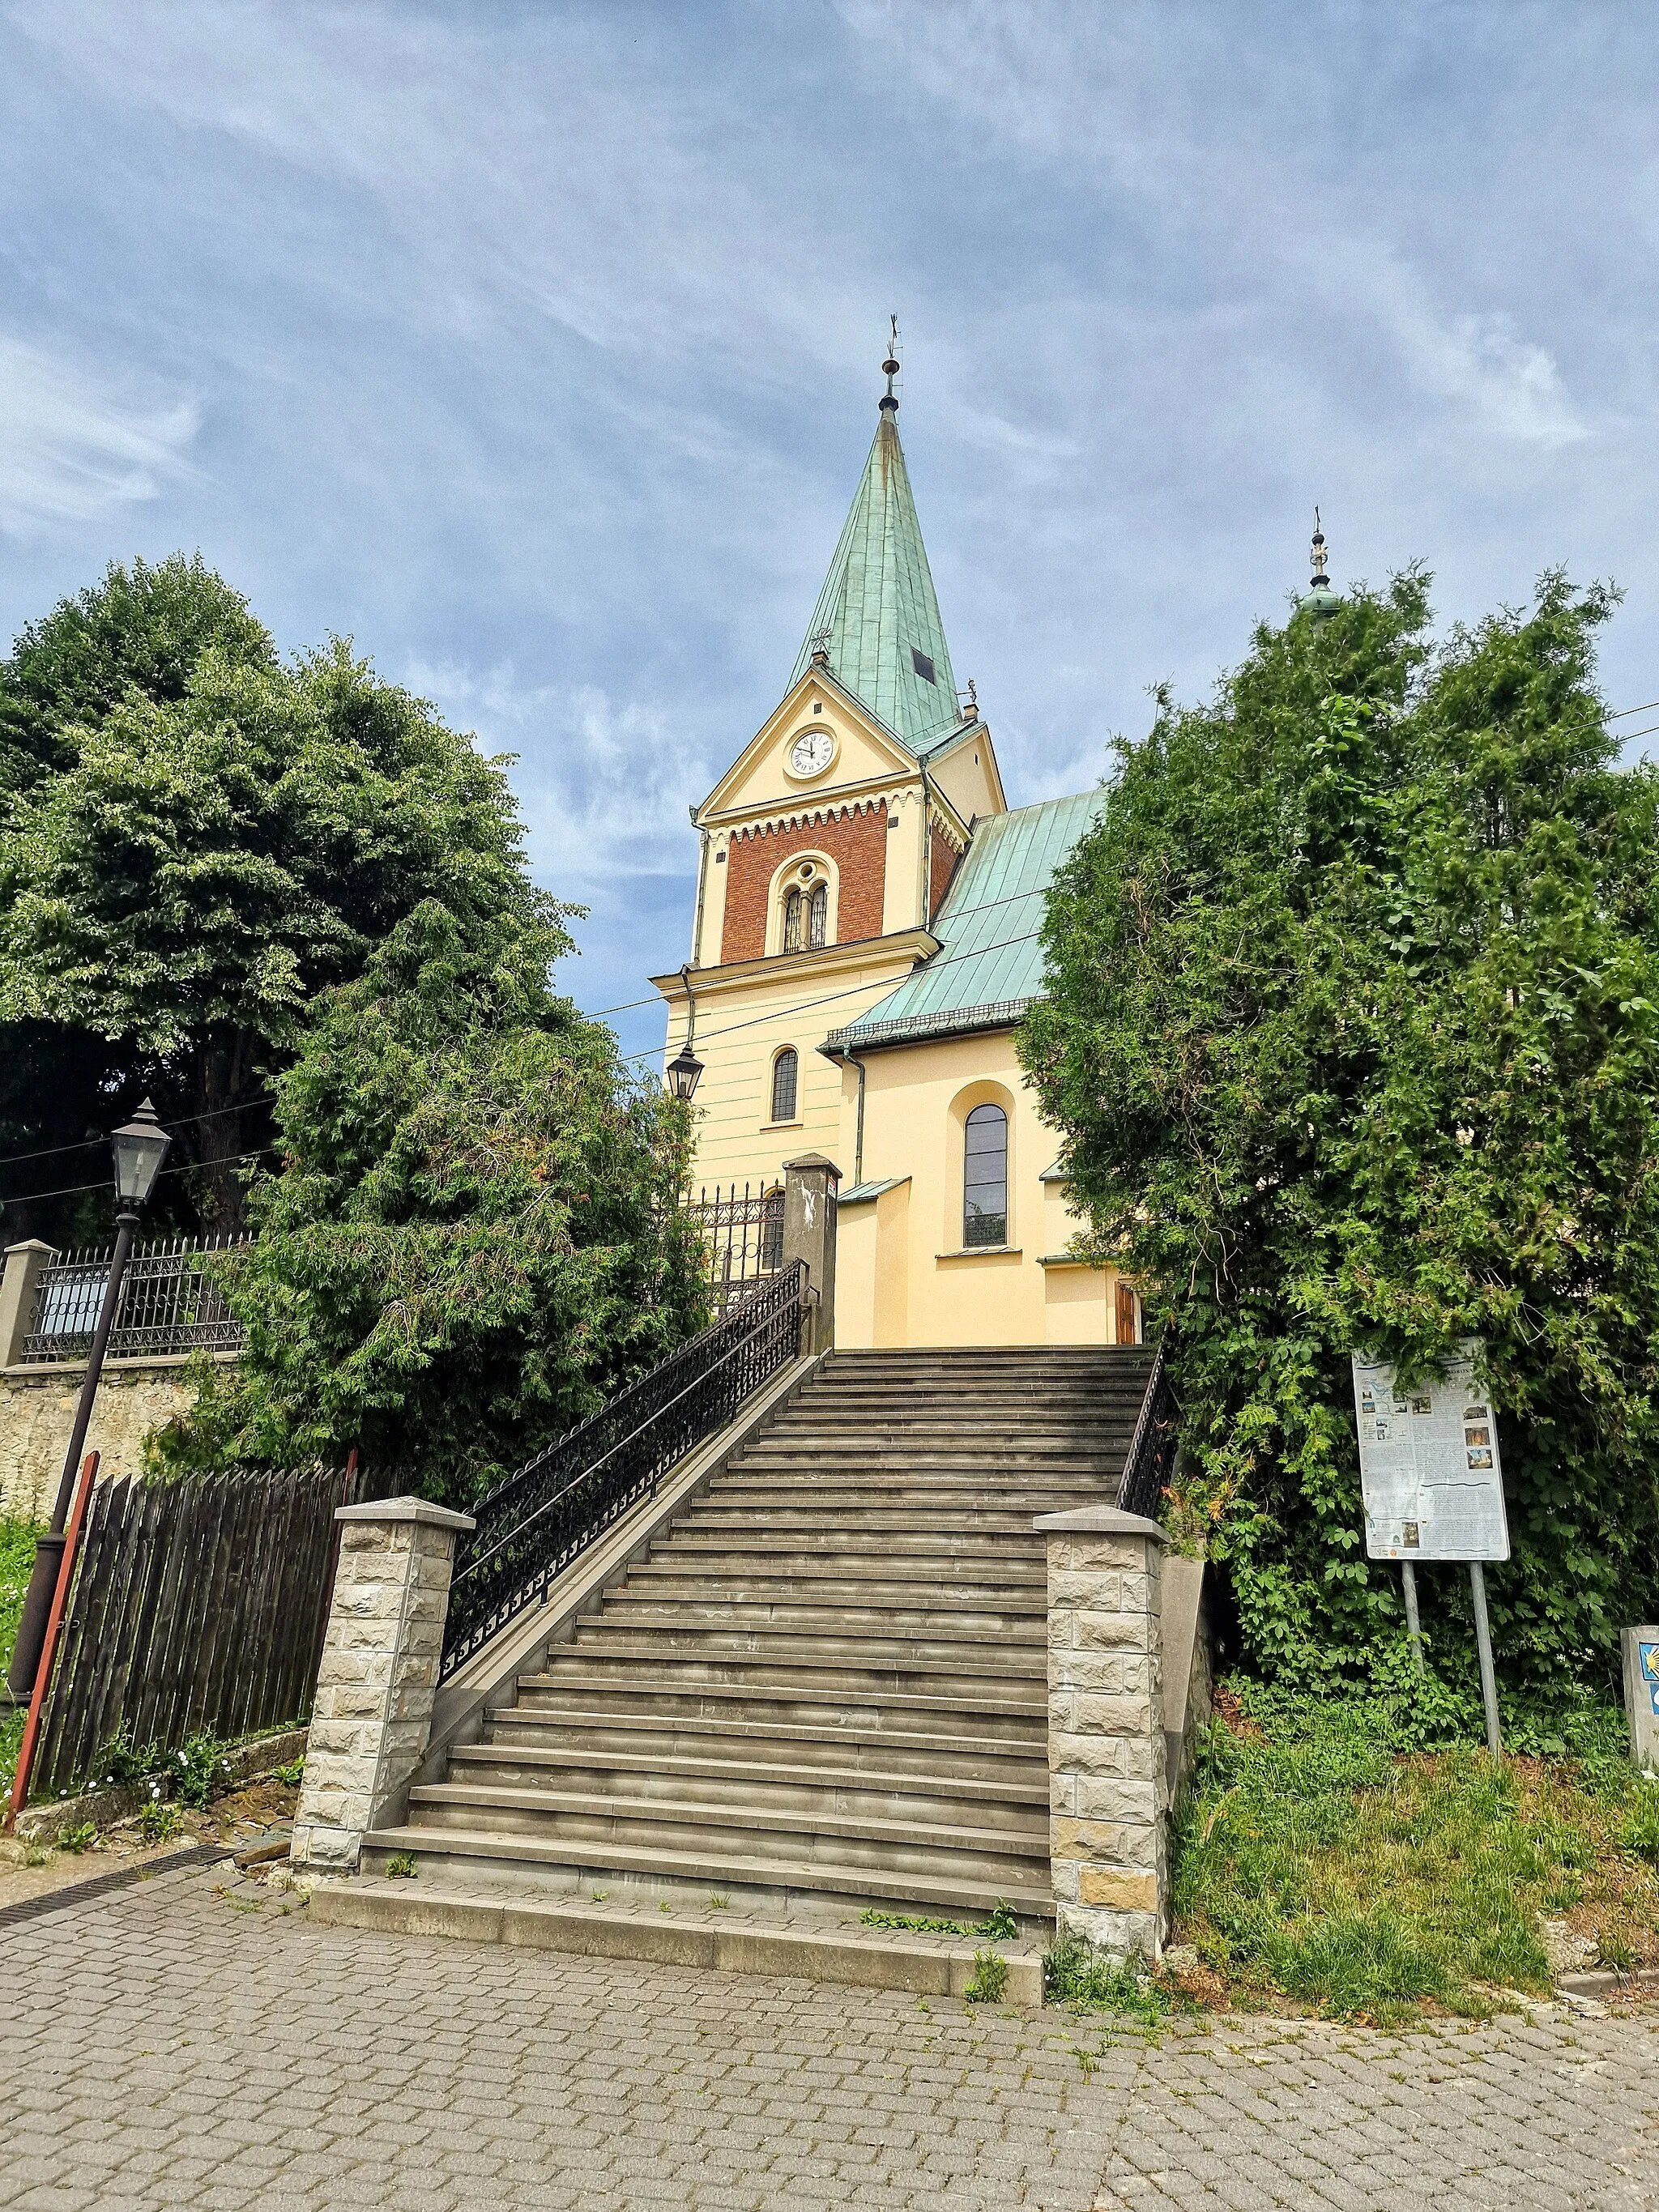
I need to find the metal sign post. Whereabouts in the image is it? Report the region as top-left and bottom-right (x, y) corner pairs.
(1352, 1343), (1509, 1756)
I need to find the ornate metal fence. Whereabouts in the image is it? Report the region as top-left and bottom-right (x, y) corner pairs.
(1115, 1346), (1179, 1519)
(682, 1183), (786, 1312)
(22, 1235), (249, 1363)
(441, 1261), (812, 1680)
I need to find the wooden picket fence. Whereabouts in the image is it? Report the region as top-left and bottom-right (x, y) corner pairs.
(30, 1460), (387, 1801)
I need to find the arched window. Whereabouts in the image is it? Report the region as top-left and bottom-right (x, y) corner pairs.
(783, 888), (804, 951)
(770, 1047), (799, 1123)
(963, 1103), (1009, 1247)
(808, 882), (828, 948)
(761, 1187), (785, 1271)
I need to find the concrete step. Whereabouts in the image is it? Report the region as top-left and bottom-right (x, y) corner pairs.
(557, 1628), (1045, 1678)
(356, 1825), (1056, 1922)
(447, 1743), (1047, 1831)
(619, 1569), (1046, 1611)
(652, 1531), (1047, 1567)
(511, 1672), (1047, 1737)
(402, 1782), (1048, 1887)
(587, 1600), (1047, 1645)
(308, 1880), (1047, 2006)
(482, 1706), (1049, 1782)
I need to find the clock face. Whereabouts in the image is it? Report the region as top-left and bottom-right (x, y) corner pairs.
(788, 729), (835, 778)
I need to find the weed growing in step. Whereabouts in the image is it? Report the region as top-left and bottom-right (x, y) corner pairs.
(58, 1822), (98, 1853)
(172, 1732), (228, 1810)
(964, 1950), (1009, 2003)
(272, 1754), (305, 1787)
(386, 1854), (417, 1879)
(139, 1801), (184, 1843)
(708, 1894), (729, 1910)
(1044, 1937), (1171, 2025)
(860, 1897), (1021, 1941)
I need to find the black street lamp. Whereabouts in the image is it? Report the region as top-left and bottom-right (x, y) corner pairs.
(6, 1099), (172, 1701)
(666, 963), (704, 1103)
(665, 1042), (704, 1102)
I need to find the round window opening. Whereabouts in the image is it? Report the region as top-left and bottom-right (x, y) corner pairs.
(799, 863), (814, 880)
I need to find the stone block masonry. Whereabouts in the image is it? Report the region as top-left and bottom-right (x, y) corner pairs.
(291, 1497), (474, 1874)
(1035, 1503), (1169, 1961)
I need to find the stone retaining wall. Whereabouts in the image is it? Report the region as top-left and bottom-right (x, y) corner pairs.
(0, 1358), (216, 1522)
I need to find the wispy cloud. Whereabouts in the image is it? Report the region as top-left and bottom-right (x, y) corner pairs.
(0, 336), (199, 535)
(405, 657), (717, 892)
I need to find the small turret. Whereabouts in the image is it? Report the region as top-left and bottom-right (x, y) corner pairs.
(1299, 508), (1341, 623)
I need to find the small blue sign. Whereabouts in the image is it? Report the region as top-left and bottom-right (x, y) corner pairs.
(1651, 1685), (1659, 1718)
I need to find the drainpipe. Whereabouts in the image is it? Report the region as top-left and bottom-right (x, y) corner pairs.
(688, 807), (711, 966)
(846, 1047), (868, 1188)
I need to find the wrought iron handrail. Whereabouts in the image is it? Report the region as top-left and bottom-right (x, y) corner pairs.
(441, 1260), (812, 1678)
(1116, 1345), (1179, 1521)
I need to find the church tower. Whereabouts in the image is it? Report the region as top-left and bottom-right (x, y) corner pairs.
(654, 349), (1006, 1202)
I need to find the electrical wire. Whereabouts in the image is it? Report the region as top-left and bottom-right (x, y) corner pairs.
(1, 1143), (280, 1208)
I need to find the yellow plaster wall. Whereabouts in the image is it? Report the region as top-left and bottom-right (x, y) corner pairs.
(834, 1028), (1130, 1349)
(928, 726), (1003, 826)
(665, 946), (921, 1198)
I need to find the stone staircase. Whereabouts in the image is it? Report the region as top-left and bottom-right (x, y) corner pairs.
(360, 1345), (1155, 1936)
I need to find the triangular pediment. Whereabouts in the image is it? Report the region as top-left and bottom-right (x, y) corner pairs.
(698, 667), (923, 825)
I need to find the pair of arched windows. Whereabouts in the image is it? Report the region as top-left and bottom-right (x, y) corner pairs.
(963, 1103), (1009, 1247)
(783, 882), (827, 952)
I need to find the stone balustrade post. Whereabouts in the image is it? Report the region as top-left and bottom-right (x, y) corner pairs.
(1034, 1503), (1170, 1961)
(782, 1153), (840, 1353)
(291, 1497), (474, 1874)
(0, 1241), (57, 1369)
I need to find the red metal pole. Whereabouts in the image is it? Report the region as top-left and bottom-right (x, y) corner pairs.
(6, 1451), (99, 1834)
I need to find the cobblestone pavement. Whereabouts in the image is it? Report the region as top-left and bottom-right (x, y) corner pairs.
(1, 1859), (1656, 2210)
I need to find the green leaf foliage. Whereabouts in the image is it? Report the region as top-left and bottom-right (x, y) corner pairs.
(1, 557), (555, 1233)
(1021, 570), (1659, 1695)
(151, 899), (711, 1504)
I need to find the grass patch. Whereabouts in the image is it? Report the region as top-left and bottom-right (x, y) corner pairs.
(1171, 1681), (1659, 2023)
(0, 1515), (43, 1793)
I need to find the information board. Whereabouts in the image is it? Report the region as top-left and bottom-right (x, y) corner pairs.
(1351, 1345), (1510, 1562)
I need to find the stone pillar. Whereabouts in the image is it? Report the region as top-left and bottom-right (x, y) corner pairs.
(1034, 1502), (1170, 1961)
(0, 1242), (56, 1369)
(782, 1153), (840, 1353)
(291, 1497), (475, 1874)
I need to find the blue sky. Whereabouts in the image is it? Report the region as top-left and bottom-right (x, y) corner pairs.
(4, 2), (1657, 1061)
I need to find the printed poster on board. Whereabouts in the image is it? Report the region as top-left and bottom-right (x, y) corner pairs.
(1350, 1342), (1510, 1562)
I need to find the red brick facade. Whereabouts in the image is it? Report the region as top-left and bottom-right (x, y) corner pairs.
(928, 825), (962, 923)
(719, 803), (889, 964)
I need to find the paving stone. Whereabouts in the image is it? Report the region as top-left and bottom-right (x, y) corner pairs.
(2, 1861), (1657, 2209)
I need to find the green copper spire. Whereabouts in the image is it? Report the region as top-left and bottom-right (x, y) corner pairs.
(791, 335), (961, 754)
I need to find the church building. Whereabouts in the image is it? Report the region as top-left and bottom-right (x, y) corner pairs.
(653, 354), (1137, 1349)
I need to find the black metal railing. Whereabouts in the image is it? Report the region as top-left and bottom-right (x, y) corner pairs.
(683, 1182), (786, 1313)
(1116, 1346), (1179, 1520)
(22, 1235), (249, 1362)
(441, 1260), (812, 1679)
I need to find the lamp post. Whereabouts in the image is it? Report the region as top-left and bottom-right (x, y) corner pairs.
(6, 1099), (171, 1701)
